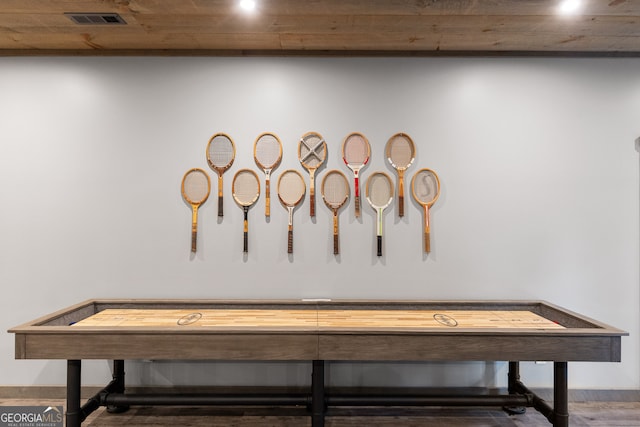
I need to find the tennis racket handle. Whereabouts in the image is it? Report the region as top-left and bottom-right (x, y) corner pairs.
(310, 192), (315, 217)
(425, 231), (431, 253)
(243, 231), (248, 253)
(333, 215), (339, 255)
(218, 195), (223, 217)
(355, 195), (361, 217)
(399, 194), (404, 217)
(288, 229), (293, 254)
(191, 229), (197, 253)
(265, 181), (271, 217)
(377, 235), (382, 257)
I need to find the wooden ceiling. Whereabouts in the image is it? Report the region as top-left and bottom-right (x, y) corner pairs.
(1, 0), (639, 56)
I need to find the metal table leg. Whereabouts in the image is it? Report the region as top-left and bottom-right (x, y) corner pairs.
(553, 362), (569, 427)
(311, 360), (325, 427)
(66, 360), (82, 427)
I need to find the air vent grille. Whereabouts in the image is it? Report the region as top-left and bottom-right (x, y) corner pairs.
(65, 13), (127, 25)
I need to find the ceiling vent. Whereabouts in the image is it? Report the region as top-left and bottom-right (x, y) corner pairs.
(65, 13), (127, 25)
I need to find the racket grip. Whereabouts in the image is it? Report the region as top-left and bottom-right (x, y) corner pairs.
(218, 195), (223, 217)
(288, 229), (293, 254)
(243, 231), (248, 253)
(310, 192), (315, 217)
(399, 194), (404, 217)
(425, 231), (431, 253)
(191, 229), (197, 253)
(355, 195), (361, 218)
(334, 234), (339, 255)
(377, 235), (382, 257)
(265, 180), (271, 217)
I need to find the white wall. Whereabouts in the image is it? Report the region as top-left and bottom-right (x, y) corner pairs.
(0, 56), (638, 390)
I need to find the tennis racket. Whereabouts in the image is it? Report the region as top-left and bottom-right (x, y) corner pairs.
(298, 131), (327, 217)
(321, 170), (349, 255)
(232, 169), (260, 253)
(411, 168), (441, 253)
(365, 172), (394, 257)
(181, 168), (211, 253)
(342, 132), (370, 218)
(206, 133), (235, 218)
(277, 170), (306, 254)
(385, 132), (415, 217)
(254, 132), (283, 218)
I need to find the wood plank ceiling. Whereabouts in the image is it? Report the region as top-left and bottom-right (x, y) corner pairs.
(1, 0), (639, 56)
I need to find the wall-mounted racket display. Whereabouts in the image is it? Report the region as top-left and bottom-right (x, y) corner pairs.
(206, 133), (235, 218)
(277, 169), (306, 254)
(342, 132), (370, 218)
(366, 172), (394, 257)
(181, 168), (211, 253)
(232, 169), (260, 253)
(254, 132), (283, 218)
(411, 168), (441, 253)
(298, 131), (327, 217)
(321, 170), (350, 255)
(386, 133), (415, 217)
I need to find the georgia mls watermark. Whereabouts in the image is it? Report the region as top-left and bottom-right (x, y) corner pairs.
(0, 406), (63, 427)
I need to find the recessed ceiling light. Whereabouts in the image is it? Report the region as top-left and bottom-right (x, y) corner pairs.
(558, 0), (582, 15)
(239, 0), (256, 12)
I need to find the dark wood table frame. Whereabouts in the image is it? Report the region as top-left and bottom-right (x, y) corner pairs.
(9, 299), (626, 427)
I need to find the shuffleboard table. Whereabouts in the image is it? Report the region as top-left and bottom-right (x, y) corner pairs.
(9, 299), (626, 427)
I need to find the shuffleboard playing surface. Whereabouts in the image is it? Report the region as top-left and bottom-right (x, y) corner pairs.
(72, 308), (564, 329)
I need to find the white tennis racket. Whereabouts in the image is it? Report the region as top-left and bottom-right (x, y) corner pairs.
(254, 132), (282, 218)
(342, 132), (370, 218)
(321, 170), (349, 255)
(232, 169), (260, 253)
(206, 133), (235, 218)
(411, 168), (441, 253)
(366, 172), (394, 257)
(386, 133), (415, 217)
(181, 168), (211, 253)
(298, 131), (327, 217)
(277, 170), (306, 254)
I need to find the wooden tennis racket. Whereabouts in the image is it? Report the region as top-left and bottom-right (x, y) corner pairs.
(181, 168), (211, 253)
(411, 168), (441, 253)
(321, 170), (349, 255)
(298, 131), (327, 217)
(277, 170), (306, 254)
(254, 132), (282, 218)
(342, 132), (370, 218)
(232, 169), (260, 253)
(365, 172), (394, 257)
(385, 132), (415, 217)
(206, 133), (235, 218)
